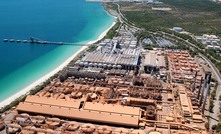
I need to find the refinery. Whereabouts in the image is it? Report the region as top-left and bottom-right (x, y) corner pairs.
(0, 22), (214, 134)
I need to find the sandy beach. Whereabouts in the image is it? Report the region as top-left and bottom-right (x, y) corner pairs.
(0, 20), (116, 108)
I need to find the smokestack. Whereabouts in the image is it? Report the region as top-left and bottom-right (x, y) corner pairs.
(199, 73), (208, 106)
(5, 125), (8, 134)
(202, 73), (212, 115)
(192, 71), (198, 92)
(197, 77), (203, 100)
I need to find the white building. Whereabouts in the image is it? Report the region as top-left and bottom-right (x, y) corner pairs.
(196, 34), (221, 46)
(206, 45), (214, 50)
(173, 27), (183, 33)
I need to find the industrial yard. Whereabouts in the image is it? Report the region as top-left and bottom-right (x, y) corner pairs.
(0, 21), (213, 134)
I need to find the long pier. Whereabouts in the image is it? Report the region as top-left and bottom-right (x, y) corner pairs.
(2, 37), (87, 46)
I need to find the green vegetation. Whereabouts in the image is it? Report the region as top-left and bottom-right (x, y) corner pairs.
(212, 123), (221, 132)
(215, 62), (221, 73)
(104, 2), (118, 11)
(86, 44), (97, 52)
(104, 21), (121, 39)
(211, 89), (217, 100)
(209, 99), (214, 113)
(206, 54), (221, 74)
(0, 95), (26, 113)
(143, 45), (153, 50)
(119, 0), (221, 36)
(137, 32), (151, 41)
(205, 49), (221, 61)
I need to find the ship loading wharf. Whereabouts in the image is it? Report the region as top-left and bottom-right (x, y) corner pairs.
(2, 37), (87, 46)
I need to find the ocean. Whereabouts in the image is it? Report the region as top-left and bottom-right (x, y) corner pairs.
(0, 0), (115, 102)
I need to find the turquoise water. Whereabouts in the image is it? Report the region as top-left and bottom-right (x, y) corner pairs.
(0, 0), (115, 101)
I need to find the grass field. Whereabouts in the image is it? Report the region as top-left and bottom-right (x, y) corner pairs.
(119, 0), (221, 36)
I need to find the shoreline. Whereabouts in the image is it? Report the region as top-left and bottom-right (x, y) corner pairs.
(0, 20), (117, 108)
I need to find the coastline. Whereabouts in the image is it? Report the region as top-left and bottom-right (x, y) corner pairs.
(0, 20), (117, 108)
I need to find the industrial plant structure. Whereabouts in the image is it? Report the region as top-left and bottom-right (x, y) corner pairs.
(0, 23), (210, 134)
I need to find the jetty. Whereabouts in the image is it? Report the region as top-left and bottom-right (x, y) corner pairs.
(2, 37), (86, 46)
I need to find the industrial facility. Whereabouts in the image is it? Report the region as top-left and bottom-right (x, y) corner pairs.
(0, 24), (210, 134)
(143, 51), (166, 73)
(79, 27), (140, 71)
(166, 50), (202, 84)
(10, 73), (207, 133)
(195, 34), (221, 50)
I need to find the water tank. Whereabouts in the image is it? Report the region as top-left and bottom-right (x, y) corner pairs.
(79, 62), (84, 67)
(84, 62), (88, 67)
(103, 64), (107, 69)
(98, 63), (103, 68)
(117, 65), (122, 69)
(113, 64), (117, 69)
(94, 63), (98, 67)
(89, 63), (93, 67)
(107, 64), (112, 69)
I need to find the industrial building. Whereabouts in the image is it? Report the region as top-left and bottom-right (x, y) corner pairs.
(17, 96), (141, 127)
(7, 71), (206, 134)
(166, 50), (202, 83)
(143, 51), (166, 73)
(79, 26), (140, 71)
(196, 34), (221, 50)
(0, 21), (209, 134)
(172, 27), (183, 33)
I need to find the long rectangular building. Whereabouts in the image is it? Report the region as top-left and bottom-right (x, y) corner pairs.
(24, 95), (81, 109)
(17, 96), (141, 127)
(179, 89), (192, 117)
(83, 102), (141, 116)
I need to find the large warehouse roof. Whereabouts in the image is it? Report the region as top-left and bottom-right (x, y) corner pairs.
(17, 96), (141, 127)
(83, 102), (140, 116)
(144, 52), (166, 67)
(17, 102), (139, 127)
(25, 95), (81, 109)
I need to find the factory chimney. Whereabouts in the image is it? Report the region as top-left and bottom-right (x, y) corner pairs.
(197, 77), (203, 100)
(192, 71), (198, 92)
(202, 73), (212, 115)
(199, 73), (208, 106)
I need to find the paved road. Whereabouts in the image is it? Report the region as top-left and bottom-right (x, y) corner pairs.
(114, 3), (141, 30)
